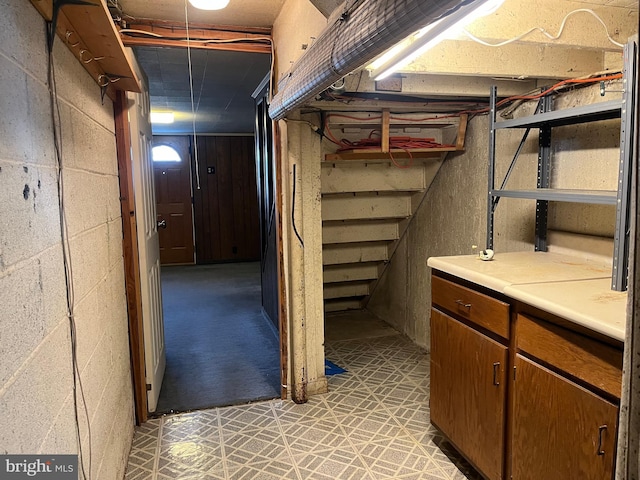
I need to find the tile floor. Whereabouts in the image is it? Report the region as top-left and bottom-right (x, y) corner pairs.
(125, 334), (481, 479)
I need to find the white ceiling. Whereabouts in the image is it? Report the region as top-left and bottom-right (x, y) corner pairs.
(118, 0), (287, 27)
(120, 0), (638, 134)
(136, 47), (271, 134)
(118, 0), (279, 134)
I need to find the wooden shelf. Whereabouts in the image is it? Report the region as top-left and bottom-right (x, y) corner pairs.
(325, 146), (460, 162)
(324, 113), (467, 162)
(30, 0), (141, 98)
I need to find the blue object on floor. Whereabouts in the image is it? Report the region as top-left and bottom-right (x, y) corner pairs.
(325, 359), (347, 376)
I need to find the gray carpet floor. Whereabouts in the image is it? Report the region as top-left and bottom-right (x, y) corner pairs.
(155, 262), (281, 414)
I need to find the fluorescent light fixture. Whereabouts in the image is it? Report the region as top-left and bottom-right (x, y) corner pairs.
(150, 112), (175, 124)
(188, 0), (230, 10)
(370, 0), (505, 81)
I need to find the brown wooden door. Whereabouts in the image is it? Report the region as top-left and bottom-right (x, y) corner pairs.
(430, 308), (508, 480)
(153, 136), (195, 265)
(192, 136), (260, 263)
(511, 354), (618, 480)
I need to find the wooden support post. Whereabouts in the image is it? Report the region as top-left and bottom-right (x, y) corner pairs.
(274, 120), (289, 401)
(456, 114), (469, 151)
(381, 109), (390, 153)
(114, 91), (147, 424)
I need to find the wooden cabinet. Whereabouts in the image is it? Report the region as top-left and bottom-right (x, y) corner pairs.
(431, 308), (508, 480)
(511, 354), (618, 480)
(430, 272), (623, 480)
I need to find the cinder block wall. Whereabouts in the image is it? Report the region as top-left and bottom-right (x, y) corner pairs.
(0, 1), (134, 477)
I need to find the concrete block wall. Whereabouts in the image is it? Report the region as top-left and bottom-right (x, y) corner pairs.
(368, 83), (622, 349)
(0, 1), (134, 478)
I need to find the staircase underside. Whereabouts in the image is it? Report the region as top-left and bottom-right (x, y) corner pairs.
(321, 159), (445, 312)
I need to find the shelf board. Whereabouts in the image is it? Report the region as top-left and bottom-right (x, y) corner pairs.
(325, 114), (467, 162)
(495, 100), (622, 130)
(490, 188), (618, 205)
(325, 147), (459, 162)
(30, 0), (141, 97)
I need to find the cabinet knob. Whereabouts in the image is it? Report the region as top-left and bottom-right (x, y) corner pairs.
(597, 425), (607, 455)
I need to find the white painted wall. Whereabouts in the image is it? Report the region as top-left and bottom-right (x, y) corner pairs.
(0, 1), (133, 477)
(273, 2), (329, 398)
(272, 0), (327, 83)
(368, 82), (623, 349)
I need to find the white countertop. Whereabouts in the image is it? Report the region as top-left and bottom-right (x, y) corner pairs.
(427, 251), (627, 342)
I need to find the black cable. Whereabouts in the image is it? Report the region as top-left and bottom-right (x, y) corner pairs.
(292, 164), (304, 248)
(46, 24), (92, 480)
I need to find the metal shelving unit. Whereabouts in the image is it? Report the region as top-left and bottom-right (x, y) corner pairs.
(487, 39), (637, 292)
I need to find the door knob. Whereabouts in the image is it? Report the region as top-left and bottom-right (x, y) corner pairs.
(157, 219), (167, 229)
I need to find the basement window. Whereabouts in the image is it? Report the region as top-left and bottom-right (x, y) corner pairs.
(152, 145), (181, 162)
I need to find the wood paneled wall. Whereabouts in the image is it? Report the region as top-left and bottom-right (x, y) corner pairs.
(192, 136), (260, 263)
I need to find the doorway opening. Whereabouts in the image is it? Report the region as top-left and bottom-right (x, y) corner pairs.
(129, 45), (282, 416)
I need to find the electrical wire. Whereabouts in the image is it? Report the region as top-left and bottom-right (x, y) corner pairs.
(122, 21), (276, 152)
(184, 0), (201, 191)
(291, 164), (304, 248)
(46, 25), (92, 480)
(119, 28), (272, 45)
(322, 71), (621, 167)
(463, 8), (625, 49)
(194, 48), (209, 119)
(323, 113), (458, 147)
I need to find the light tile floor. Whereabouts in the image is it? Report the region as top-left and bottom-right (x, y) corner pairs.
(125, 334), (481, 479)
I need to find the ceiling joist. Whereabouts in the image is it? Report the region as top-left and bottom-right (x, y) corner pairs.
(404, 39), (608, 80)
(389, 0), (635, 80)
(119, 21), (272, 54)
(464, 0), (636, 52)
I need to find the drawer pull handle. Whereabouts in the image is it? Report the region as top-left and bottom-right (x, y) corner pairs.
(455, 300), (472, 310)
(492, 362), (500, 386)
(597, 425), (607, 455)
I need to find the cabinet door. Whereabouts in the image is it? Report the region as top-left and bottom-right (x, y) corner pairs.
(511, 354), (618, 480)
(430, 308), (508, 480)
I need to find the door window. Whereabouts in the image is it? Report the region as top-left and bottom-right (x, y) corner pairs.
(152, 145), (181, 162)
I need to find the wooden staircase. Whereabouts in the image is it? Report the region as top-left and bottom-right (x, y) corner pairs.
(321, 160), (442, 311)
(320, 112), (466, 312)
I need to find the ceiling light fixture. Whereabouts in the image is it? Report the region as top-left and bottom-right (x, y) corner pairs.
(188, 0), (230, 10)
(369, 0), (505, 81)
(150, 112), (175, 124)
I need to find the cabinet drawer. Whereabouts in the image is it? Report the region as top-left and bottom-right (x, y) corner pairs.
(515, 314), (622, 399)
(432, 275), (509, 339)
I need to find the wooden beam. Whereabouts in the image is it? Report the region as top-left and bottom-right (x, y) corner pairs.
(125, 18), (271, 36)
(404, 40), (606, 80)
(274, 120), (288, 401)
(119, 22), (272, 54)
(29, 0), (141, 94)
(456, 114), (468, 151)
(325, 147), (455, 161)
(381, 109), (390, 153)
(122, 23), (270, 41)
(114, 91), (147, 425)
(305, 74), (538, 112)
(121, 36), (271, 54)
